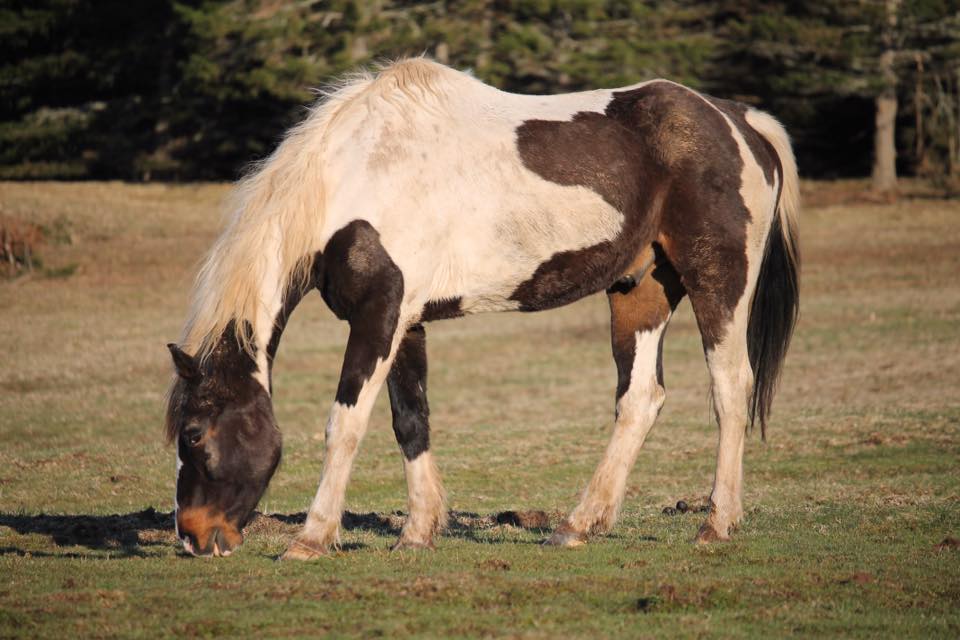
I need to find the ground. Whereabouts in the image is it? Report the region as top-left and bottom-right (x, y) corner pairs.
(0, 181), (958, 638)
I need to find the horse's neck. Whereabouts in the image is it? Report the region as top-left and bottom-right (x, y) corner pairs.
(249, 269), (313, 394)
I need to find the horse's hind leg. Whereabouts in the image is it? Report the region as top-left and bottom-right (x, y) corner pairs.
(670, 191), (775, 543)
(387, 323), (447, 550)
(688, 286), (755, 543)
(548, 250), (684, 547)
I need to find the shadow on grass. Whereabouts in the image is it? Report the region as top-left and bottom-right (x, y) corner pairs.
(0, 508), (557, 556)
(0, 507), (171, 557)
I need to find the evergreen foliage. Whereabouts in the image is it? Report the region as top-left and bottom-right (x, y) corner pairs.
(1, 0), (958, 180)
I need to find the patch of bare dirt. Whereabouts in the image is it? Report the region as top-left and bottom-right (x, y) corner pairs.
(634, 583), (714, 613)
(839, 572), (874, 585)
(800, 178), (958, 209)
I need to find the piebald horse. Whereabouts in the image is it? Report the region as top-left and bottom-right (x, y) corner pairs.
(165, 58), (800, 558)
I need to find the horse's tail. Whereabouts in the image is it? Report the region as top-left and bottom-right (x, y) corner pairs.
(745, 110), (801, 439)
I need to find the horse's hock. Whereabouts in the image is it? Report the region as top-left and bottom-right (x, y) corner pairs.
(0, 214), (45, 276)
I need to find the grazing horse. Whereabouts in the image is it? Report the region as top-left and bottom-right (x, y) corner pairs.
(165, 58), (799, 558)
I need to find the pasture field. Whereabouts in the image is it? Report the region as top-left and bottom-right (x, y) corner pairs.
(1, 181), (958, 638)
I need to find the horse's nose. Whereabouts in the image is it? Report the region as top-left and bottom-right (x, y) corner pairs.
(180, 528), (239, 556)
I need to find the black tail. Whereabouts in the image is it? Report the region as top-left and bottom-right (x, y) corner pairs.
(747, 213), (800, 439)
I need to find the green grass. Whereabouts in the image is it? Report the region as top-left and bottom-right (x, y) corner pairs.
(1, 181), (959, 638)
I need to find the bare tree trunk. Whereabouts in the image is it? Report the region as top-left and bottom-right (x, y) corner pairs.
(872, 0), (900, 193)
(955, 68), (960, 176)
(914, 54), (927, 174)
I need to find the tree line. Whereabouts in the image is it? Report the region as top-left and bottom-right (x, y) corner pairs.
(2, 0), (958, 189)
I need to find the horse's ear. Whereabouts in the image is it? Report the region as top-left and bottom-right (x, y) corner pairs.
(168, 343), (200, 381)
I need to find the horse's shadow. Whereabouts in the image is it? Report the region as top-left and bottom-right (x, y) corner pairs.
(0, 507), (172, 558)
(0, 508), (556, 557)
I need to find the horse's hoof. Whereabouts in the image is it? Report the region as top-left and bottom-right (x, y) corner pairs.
(694, 522), (729, 545)
(390, 538), (435, 552)
(280, 537), (330, 560)
(544, 527), (587, 548)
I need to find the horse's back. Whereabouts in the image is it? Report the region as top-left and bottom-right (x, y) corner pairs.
(322, 61), (784, 317)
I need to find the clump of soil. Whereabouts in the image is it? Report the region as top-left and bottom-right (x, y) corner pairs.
(494, 510), (551, 530)
(662, 499), (711, 516)
(839, 572), (874, 585)
(934, 537), (959, 552)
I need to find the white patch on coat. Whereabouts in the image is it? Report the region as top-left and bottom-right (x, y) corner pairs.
(316, 61), (657, 315)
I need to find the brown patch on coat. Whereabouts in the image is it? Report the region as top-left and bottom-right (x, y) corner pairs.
(317, 220), (404, 407)
(624, 82), (751, 349)
(511, 107), (668, 311)
(421, 297), (463, 321)
(512, 82), (753, 349)
(387, 324), (431, 460)
(608, 246), (685, 398)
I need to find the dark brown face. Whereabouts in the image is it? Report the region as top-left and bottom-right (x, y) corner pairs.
(166, 343), (281, 557)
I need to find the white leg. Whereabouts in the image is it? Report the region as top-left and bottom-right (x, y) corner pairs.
(395, 451), (447, 549)
(282, 329), (404, 560)
(697, 319), (753, 543)
(549, 316), (671, 546)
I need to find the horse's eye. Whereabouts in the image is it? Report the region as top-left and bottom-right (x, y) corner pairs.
(183, 426), (203, 447)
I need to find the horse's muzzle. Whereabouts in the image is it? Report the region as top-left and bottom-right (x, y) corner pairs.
(176, 506), (243, 557)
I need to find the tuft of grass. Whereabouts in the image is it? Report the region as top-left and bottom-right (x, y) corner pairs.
(42, 263), (77, 279)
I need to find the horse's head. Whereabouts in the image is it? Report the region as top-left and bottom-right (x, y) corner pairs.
(165, 341), (281, 557)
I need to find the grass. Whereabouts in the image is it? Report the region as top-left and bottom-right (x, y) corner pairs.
(1, 180), (958, 638)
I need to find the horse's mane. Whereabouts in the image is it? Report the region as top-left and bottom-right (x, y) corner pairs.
(179, 57), (457, 361)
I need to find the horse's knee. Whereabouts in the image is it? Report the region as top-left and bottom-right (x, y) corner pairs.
(616, 381), (665, 426)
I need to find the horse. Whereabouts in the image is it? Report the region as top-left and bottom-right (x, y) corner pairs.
(164, 58), (800, 559)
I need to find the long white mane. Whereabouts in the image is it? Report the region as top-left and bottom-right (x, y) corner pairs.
(179, 60), (451, 359)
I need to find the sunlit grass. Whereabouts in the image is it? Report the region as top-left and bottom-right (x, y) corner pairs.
(1, 181), (958, 638)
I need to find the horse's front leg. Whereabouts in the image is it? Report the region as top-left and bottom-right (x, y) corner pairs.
(281, 315), (407, 560)
(281, 220), (409, 560)
(387, 323), (447, 550)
